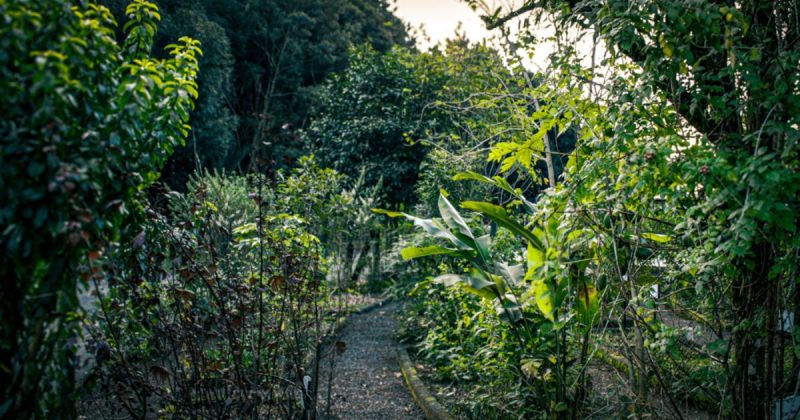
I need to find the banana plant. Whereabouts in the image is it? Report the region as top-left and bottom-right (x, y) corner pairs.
(448, 173), (607, 416)
(454, 172), (602, 328)
(374, 191), (530, 323)
(374, 183), (603, 330)
(523, 215), (599, 330)
(374, 177), (610, 417)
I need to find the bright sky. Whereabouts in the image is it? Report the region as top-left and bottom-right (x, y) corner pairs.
(390, 0), (493, 49)
(391, 0), (598, 71)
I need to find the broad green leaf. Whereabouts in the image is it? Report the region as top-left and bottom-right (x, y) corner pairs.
(461, 201), (545, 250)
(372, 208), (471, 250)
(371, 208), (403, 218)
(408, 278), (432, 297)
(495, 293), (523, 323)
(400, 246), (472, 261)
(462, 285), (498, 300)
(438, 193), (480, 258)
(641, 232), (672, 243)
(488, 272), (508, 294)
(532, 278), (555, 321)
(434, 270), (498, 300)
(527, 242), (544, 272)
(474, 234), (492, 262)
(452, 170), (493, 184)
(453, 171), (535, 212)
(576, 283), (599, 326)
(494, 262), (524, 286)
(438, 193), (472, 239)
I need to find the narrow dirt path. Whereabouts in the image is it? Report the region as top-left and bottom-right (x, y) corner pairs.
(317, 301), (424, 419)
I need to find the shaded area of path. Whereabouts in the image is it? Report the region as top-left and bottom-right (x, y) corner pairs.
(317, 301), (424, 419)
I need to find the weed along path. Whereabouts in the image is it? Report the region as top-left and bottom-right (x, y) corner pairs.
(317, 301), (424, 419)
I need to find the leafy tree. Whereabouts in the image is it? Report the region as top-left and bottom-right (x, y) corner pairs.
(0, 1), (200, 416)
(471, 0), (800, 416)
(308, 40), (576, 208)
(101, 0), (410, 183)
(306, 45), (441, 205)
(176, 0), (410, 173)
(413, 45), (577, 212)
(157, 7), (238, 188)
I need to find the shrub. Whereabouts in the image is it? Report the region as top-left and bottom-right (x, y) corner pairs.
(85, 177), (330, 417)
(0, 1), (199, 416)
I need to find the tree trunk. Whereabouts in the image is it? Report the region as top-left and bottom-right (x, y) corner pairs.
(730, 240), (775, 419)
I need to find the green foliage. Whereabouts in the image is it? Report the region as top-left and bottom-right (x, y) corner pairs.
(306, 44), (439, 205)
(381, 184), (603, 416)
(275, 155), (348, 227)
(413, 149), (491, 218)
(101, 0), (410, 182)
(400, 283), (551, 418)
(308, 38), (567, 208)
(398, 222), (595, 417)
(276, 155), (384, 291)
(158, 8), (238, 188)
(169, 169), (260, 244)
(205, 0), (410, 166)
(0, 1), (200, 416)
(411, 40), (577, 214)
(87, 182), (328, 417)
(437, 0), (800, 416)
(173, 0), (410, 175)
(79, 162), (402, 416)
(2, 0), (796, 416)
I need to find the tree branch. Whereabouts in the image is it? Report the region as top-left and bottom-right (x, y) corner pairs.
(484, 1), (540, 29)
(482, 0), (722, 139)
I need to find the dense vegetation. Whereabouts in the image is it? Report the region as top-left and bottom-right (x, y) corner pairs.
(1, 0), (798, 418)
(101, 0), (410, 186)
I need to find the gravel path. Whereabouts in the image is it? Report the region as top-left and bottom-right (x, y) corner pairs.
(317, 301), (424, 419)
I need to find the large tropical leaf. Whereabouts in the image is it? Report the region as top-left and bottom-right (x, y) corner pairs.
(434, 270), (499, 300)
(474, 234), (492, 263)
(527, 242), (544, 272)
(372, 208), (472, 250)
(575, 282), (599, 327)
(460, 201), (545, 250)
(532, 278), (555, 321)
(453, 171), (536, 212)
(437, 192), (492, 263)
(495, 293), (523, 323)
(400, 246), (473, 261)
(494, 262), (524, 286)
(438, 193), (474, 239)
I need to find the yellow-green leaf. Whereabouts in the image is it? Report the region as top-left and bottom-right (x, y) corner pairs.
(576, 283), (599, 326)
(532, 278), (555, 321)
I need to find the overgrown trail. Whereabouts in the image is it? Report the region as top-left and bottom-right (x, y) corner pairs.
(317, 301), (423, 419)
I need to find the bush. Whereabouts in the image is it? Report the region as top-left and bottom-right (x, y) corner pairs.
(275, 155), (385, 291)
(85, 175), (330, 417)
(0, 1), (199, 416)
